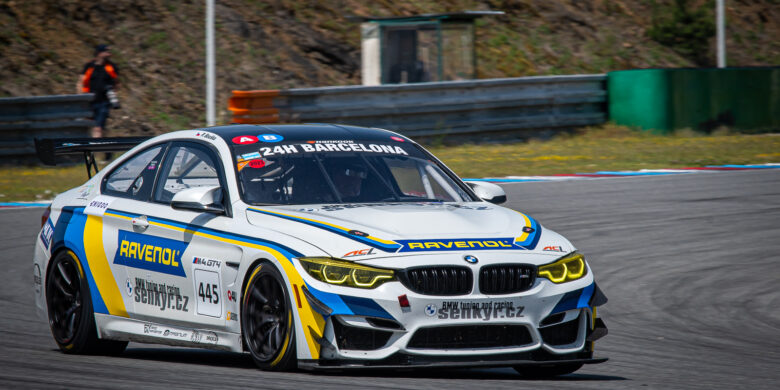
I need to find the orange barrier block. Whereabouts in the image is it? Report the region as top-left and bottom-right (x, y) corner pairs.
(228, 90), (280, 124)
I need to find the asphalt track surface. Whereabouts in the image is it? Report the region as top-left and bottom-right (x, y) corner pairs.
(1, 169), (778, 389)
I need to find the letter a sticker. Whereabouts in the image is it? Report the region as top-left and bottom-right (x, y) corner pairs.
(232, 135), (258, 145)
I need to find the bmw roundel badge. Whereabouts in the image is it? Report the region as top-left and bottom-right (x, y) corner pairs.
(464, 255), (478, 264)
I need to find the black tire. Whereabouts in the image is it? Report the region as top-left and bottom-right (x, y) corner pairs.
(241, 262), (297, 371)
(514, 362), (584, 378)
(45, 250), (128, 355)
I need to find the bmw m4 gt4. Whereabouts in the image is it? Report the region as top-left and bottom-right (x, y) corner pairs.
(33, 124), (607, 376)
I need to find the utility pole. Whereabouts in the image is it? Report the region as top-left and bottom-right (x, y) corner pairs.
(716, 0), (726, 68)
(206, 0), (216, 126)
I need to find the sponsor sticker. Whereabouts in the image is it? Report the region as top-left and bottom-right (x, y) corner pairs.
(84, 195), (115, 216)
(239, 143), (409, 158)
(343, 248), (375, 258)
(144, 323), (190, 340)
(39, 219), (54, 250)
(196, 131), (217, 141)
(232, 135), (258, 145)
(435, 301), (525, 321)
(238, 159), (266, 171)
(134, 278), (189, 312)
(76, 184), (94, 199)
(543, 245), (564, 252)
(258, 134), (283, 142)
(33, 264), (42, 294)
(114, 230), (188, 277)
(227, 311), (238, 321)
(398, 238), (517, 252)
(191, 330), (219, 344)
(238, 152), (262, 161)
(227, 290), (237, 302)
(247, 159), (265, 169)
(193, 257), (221, 269)
(425, 304), (438, 317)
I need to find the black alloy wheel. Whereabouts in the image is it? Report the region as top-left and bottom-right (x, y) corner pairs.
(242, 263), (296, 370)
(45, 250), (127, 355)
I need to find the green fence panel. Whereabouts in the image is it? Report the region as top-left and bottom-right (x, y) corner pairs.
(608, 67), (780, 133)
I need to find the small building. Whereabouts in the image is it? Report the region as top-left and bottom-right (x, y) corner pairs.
(357, 11), (503, 86)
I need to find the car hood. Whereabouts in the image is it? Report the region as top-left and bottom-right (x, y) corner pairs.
(244, 202), (574, 260)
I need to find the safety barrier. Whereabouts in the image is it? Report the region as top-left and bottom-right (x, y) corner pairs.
(0, 94), (94, 159)
(229, 75), (607, 137)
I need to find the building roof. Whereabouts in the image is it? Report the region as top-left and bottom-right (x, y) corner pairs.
(350, 11), (504, 24)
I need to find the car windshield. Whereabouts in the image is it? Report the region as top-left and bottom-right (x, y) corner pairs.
(231, 140), (473, 205)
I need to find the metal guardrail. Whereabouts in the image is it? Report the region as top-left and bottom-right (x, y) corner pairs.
(0, 94), (94, 158)
(229, 75), (607, 137)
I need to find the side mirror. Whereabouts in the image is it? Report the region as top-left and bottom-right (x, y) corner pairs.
(464, 181), (507, 204)
(171, 186), (225, 214)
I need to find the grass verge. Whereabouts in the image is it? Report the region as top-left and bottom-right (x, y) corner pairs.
(1, 125), (778, 201)
(427, 125), (780, 178)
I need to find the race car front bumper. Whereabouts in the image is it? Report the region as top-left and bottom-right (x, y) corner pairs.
(298, 267), (609, 368)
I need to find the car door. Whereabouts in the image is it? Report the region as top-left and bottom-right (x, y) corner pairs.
(97, 143), (169, 318)
(120, 140), (241, 332)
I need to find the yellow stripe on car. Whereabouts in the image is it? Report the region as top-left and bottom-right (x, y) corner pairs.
(145, 218), (326, 359)
(83, 215), (128, 317)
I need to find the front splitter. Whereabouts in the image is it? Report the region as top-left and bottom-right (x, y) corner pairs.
(299, 350), (607, 371)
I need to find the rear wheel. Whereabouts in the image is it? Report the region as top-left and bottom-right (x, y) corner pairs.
(514, 362), (584, 378)
(242, 263), (297, 371)
(46, 250), (127, 355)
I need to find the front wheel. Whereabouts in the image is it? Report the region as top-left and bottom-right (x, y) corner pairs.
(513, 362), (584, 378)
(45, 250), (127, 355)
(242, 263), (297, 371)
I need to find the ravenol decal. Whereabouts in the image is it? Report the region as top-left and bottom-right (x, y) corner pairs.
(114, 230), (187, 277)
(398, 238), (521, 252)
(249, 208), (542, 253)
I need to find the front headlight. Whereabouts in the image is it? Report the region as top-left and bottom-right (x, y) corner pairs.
(297, 257), (396, 289)
(538, 252), (587, 283)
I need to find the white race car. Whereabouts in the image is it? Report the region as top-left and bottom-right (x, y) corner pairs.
(33, 124), (607, 376)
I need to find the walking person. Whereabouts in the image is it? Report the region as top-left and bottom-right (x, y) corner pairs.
(77, 44), (120, 138)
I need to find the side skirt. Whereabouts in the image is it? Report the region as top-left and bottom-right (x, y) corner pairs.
(94, 313), (243, 352)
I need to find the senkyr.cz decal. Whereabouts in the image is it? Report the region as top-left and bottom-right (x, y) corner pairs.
(435, 301), (525, 321)
(134, 278), (189, 312)
(114, 230), (188, 277)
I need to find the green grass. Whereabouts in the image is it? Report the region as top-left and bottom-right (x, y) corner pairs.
(427, 125), (780, 178)
(1, 125), (778, 201)
(0, 165), (90, 202)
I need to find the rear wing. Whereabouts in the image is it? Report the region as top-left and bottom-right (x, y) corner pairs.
(35, 137), (151, 178)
